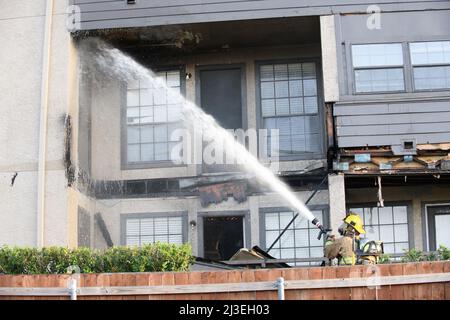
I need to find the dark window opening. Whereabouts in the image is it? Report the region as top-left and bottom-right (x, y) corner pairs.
(203, 216), (244, 260)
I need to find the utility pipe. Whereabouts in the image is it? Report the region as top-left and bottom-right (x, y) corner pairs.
(276, 277), (285, 301)
(69, 278), (77, 300)
(37, 0), (54, 248)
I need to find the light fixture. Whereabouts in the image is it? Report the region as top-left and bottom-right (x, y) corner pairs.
(186, 72), (192, 80)
(189, 220), (197, 229)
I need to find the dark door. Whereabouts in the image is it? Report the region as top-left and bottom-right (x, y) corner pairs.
(199, 66), (244, 173)
(427, 205), (450, 250)
(203, 216), (244, 261)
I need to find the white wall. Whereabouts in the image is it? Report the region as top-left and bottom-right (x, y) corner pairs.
(0, 0), (78, 247)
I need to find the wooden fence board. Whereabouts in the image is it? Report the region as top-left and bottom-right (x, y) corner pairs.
(0, 262), (448, 300)
(403, 263), (418, 300)
(431, 262), (445, 300)
(322, 267), (337, 300)
(336, 266), (352, 300)
(186, 271), (204, 300)
(416, 262), (433, 300)
(444, 262), (450, 300)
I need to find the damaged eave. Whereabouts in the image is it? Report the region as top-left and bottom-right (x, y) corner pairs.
(335, 143), (450, 175)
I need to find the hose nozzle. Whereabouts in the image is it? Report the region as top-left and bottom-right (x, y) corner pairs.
(311, 218), (331, 240)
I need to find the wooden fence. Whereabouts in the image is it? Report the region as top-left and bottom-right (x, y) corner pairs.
(0, 261), (449, 300)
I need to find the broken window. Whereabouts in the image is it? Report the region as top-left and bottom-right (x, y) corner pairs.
(125, 215), (184, 246)
(125, 70), (183, 164)
(350, 205), (410, 255)
(352, 43), (405, 93)
(203, 216), (244, 261)
(263, 209), (325, 266)
(259, 62), (322, 157)
(410, 41), (450, 91)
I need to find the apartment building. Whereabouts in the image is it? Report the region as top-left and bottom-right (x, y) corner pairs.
(1, 0), (449, 262)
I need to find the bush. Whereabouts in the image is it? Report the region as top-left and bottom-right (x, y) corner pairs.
(438, 245), (450, 260)
(378, 253), (391, 264)
(401, 248), (425, 263)
(0, 243), (194, 275)
(400, 245), (450, 263)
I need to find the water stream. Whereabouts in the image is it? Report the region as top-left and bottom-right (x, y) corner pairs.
(79, 39), (324, 236)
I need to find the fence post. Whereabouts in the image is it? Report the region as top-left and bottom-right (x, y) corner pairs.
(276, 277), (285, 300)
(69, 278), (77, 300)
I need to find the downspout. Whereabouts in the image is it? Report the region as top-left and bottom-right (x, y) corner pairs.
(37, 0), (54, 248)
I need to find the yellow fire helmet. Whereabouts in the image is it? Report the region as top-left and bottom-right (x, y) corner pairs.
(344, 212), (366, 235)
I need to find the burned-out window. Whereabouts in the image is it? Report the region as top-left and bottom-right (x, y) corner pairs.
(125, 70), (183, 164)
(125, 215), (184, 246)
(410, 41), (450, 91)
(350, 205), (410, 255)
(258, 62), (322, 158)
(263, 209), (325, 266)
(352, 43), (405, 93)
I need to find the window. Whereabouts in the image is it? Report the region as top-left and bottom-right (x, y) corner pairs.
(352, 43), (405, 93)
(124, 215), (184, 246)
(125, 70), (183, 164)
(350, 205), (410, 255)
(410, 41), (450, 90)
(263, 209), (325, 266)
(259, 62), (322, 157)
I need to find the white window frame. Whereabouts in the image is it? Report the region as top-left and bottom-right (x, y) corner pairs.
(409, 40), (450, 92)
(122, 66), (186, 169)
(424, 202), (450, 251)
(350, 43), (406, 94)
(349, 203), (413, 255)
(256, 59), (325, 161)
(121, 212), (188, 246)
(260, 207), (327, 266)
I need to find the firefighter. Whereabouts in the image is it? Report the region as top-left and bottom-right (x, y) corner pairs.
(324, 212), (366, 265)
(359, 240), (384, 265)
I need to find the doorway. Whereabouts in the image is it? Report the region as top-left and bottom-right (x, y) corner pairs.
(427, 205), (450, 250)
(197, 65), (246, 173)
(202, 216), (245, 261)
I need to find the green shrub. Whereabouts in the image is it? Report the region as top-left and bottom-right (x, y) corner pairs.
(378, 254), (391, 264)
(438, 245), (450, 260)
(401, 248), (425, 262)
(400, 246), (450, 263)
(0, 243), (194, 275)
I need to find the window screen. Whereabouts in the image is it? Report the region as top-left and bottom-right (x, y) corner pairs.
(259, 62), (321, 157)
(410, 41), (450, 90)
(125, 216), (184, 246)
(126, 70), (183, 164)
(264, 209), (325, 266)
(352, 43), (405, 93)
(350, 205), (410, 255)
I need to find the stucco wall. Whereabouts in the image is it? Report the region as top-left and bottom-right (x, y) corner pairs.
(0, 0), (79, 247)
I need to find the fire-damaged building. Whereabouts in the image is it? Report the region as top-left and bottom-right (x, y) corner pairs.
(1, 1), (450, 265)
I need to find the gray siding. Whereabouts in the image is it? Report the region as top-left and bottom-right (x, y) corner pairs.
(72, 0), (450, 30)
(333, 10), (450, 148)
(334, 100), (450, 148)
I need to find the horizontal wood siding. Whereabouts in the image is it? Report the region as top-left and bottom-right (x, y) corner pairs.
(72, 0), (450, 30)
(334, 100), (450, 148)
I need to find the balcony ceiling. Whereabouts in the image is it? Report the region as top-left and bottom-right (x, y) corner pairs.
(92, 16), (320, 57)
